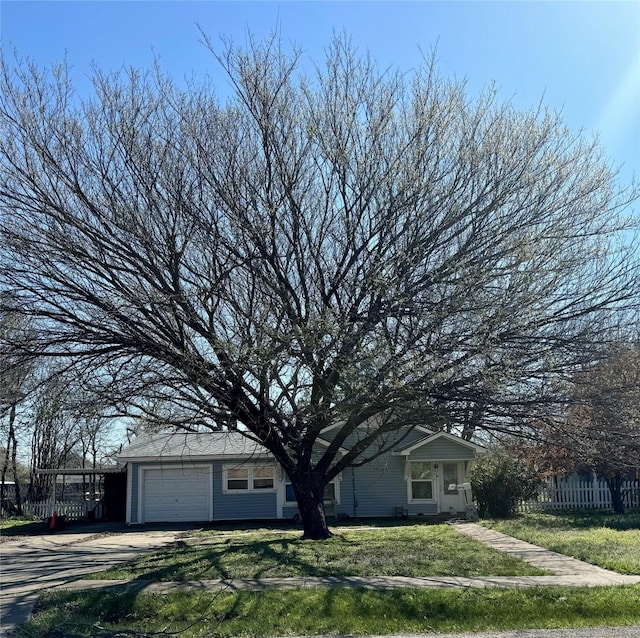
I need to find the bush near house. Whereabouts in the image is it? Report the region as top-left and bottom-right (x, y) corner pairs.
(471, 453), (543, 518)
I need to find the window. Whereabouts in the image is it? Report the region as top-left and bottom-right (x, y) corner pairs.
(323, 482), (336, 502)
(253, 466), (275, 490)
(224, 465), (275, 492)
(443, 463), (459, 495)
(410, 462), (434, 501)
(226, 467), (249, 490)
(285, 480), (338, 504)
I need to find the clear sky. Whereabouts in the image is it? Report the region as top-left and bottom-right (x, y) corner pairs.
(1, 1), (639, 186)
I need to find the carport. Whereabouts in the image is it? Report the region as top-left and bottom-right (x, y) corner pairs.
(35, 466), (127, 521)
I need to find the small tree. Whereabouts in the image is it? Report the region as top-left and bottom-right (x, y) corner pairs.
(470, 453), (543, 518)
(526, 344), (640, 514)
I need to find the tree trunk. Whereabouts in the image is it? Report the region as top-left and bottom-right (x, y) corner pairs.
(9, 412), (22, 515)
(1, 421), (11, 513)
(1, 403), (20, 515)
(291, 473), (332, 540)
(606, 474), (625, 515)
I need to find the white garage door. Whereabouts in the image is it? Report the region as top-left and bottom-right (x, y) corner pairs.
(142, 467), (211, 523)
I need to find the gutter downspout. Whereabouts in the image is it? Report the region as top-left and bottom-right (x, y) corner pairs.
(351, 466), (357, 518)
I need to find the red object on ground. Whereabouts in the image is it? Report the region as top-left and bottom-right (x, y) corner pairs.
(49, 511), (57, 530)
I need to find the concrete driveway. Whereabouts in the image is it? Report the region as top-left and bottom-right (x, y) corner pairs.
(0, 523), (189, 636)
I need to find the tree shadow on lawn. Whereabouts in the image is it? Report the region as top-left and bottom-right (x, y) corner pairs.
(125, 535), (358, 581)
(22, 586), (244, 638)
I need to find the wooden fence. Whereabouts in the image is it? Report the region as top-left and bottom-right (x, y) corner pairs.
(22, 500), (104, 521)
(520, 477), (640, 512)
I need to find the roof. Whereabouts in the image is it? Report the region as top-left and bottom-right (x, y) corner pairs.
(397, 430), (487, 456)
(118, 431), (271, 463)
(321, 418), (434, 437)
(36, 467), (125, 475)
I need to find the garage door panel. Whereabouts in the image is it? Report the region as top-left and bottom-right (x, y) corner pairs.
(143, 466), (211, 523)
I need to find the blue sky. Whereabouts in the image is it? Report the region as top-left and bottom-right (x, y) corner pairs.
(1, 1), (639, 186)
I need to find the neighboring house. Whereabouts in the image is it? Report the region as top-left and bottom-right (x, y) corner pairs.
(118, 426), (486, 524)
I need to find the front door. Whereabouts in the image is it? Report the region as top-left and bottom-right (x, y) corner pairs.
(439, 462), (465, 513)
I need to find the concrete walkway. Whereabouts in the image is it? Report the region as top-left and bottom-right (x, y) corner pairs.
(452, 522), (640, 581)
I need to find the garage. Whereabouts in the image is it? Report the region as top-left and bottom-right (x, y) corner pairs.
(142, 466), (211, 523)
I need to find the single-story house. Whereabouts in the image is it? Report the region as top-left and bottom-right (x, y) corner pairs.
(118, 426), (485, 524)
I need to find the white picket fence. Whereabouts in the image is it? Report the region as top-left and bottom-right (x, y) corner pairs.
(520, 477), (640, 512)
(22, 500), (103, 521)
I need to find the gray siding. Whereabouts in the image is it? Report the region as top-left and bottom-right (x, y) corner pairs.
(212, 463), (278, 520)
(351, 455), (408, 517)
(339, 469), (356, 517)
(409, 437), (475, 461)
(286, 457), (438, 519)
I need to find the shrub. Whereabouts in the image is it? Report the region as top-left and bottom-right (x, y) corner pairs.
(470, 453), (543, 518)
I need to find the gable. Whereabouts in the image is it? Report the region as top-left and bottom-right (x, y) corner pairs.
(400, 431), (484, 461)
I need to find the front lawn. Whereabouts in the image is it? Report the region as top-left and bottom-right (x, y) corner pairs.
(17, 585), (640, 637)
(0, 516), (45, 537)
(91, 524), (545, 580)
(483, 510), (640, 574)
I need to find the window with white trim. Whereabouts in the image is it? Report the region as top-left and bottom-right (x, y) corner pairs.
(223, 465), (275, 492)
(409, 462), (434, 501)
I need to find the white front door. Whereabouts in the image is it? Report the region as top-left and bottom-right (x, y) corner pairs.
(439, 461), (465, 513)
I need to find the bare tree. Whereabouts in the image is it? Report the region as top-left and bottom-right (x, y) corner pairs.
(25, 373), (80, 500)
(0, 36), (638, 537)
(0, 309), (120, 508)
(0, 308), (33, 514)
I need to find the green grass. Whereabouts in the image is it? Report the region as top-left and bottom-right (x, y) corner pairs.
(17, 585), (640, 637)
(483, 510), (640, 574)
(0, 515), (44, 536)
(90, 524), (545, 580)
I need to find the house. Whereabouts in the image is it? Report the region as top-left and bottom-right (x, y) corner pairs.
(118, 426), (485, 524)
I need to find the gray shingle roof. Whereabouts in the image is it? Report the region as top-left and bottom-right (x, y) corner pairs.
(118, 431), (271, 462)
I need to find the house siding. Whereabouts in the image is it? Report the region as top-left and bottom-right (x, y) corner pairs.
(212, 463), (278, 520)
(351, 455), (408, 517)
(408, 438), (475, 461)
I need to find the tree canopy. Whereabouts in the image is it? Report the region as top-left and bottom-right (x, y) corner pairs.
(0, 36), (638, 537)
